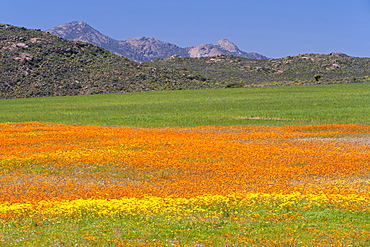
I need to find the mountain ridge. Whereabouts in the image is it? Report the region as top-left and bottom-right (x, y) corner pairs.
(1, 23), (370, 99)
(46, 21), (268, 62)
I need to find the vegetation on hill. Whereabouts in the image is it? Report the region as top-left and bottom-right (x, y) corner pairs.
(0, 24), (209, 99)
(1, 24), (369, 99)
(147, 53), (370, 88)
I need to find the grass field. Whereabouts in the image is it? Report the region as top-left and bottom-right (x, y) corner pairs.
(0, 83), (370, 246)
(1, 82), (370, 127)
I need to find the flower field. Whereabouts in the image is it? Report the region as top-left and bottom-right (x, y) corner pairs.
(0, 122), (369, 246)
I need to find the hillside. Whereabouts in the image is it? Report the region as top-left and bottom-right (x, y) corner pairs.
(147, 53), (370, 87)
(0, 24), (211, 99)
(46, 21), (268, 62)
(1, 24), (369, 99)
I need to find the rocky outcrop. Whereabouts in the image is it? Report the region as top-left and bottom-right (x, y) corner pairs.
(46, 21), (112, 45)
(217, 39), (239, 53)
(12, 52), (34, 61)
(46, 21), (136, 57)
(47, 21), (268, 62)
(187, 44), (222, 58)
(124, 36), (189, 62)
(186, 39), (267, 60)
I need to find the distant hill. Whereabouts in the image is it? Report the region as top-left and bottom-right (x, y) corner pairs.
(1, 23), (369, 99)
(146, 52), (370, 88)
(46, 21), (268, 62)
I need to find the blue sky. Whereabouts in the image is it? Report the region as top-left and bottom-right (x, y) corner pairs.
(1, 0), (369, 58)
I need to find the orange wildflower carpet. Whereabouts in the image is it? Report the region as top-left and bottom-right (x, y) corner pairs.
(0, 122), (369, 206)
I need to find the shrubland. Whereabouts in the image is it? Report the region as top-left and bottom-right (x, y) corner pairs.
(1, 24), (369, 99)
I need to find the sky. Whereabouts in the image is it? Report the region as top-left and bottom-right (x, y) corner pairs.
(1, 0), (370, 58)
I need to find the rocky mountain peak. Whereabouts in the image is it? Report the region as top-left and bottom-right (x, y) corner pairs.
(47, 21), (90, 39)
(70, 21), (89, 27)
(125, 36), (169, 46)
(46, 21), (115, 47)
(47, 21), (268, 62)
(124, 36), (189, 62)
(127, 36), (158, 42)
(216, 39), (240, 53)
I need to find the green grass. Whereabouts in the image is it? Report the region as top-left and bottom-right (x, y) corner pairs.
(1, 204), (369, 246)
(1, 82), (370, 127)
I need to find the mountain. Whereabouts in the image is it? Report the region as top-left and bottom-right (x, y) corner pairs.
(0, 24), (213, 98)
(186, 39), (267, 60)
(123, 36), (189, 62)
(45, 21), (136, 58)
(46, 21), (268, 62)
(44, 21), (112, 46)
(2, 23), (370, 99)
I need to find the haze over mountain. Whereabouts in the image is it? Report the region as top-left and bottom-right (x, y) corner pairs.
(46, 21), (268, 62)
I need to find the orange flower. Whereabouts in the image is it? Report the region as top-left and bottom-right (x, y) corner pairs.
(0, 122), (368, 206)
